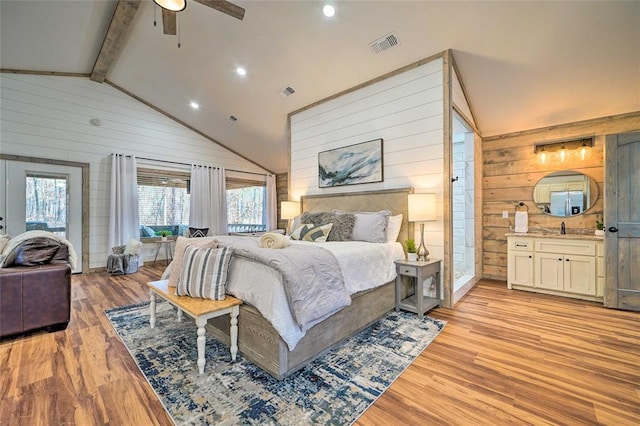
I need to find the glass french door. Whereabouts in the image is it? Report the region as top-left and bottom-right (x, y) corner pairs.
(0, 160), (82, 272)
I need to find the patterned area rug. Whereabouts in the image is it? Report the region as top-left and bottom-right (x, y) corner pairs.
(105, 301), (445, 425)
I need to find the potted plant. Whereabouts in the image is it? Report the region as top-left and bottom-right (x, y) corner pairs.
(405, 239), (418, 261)
(595, 219), (605, 236)
(157, 230), (172, 241)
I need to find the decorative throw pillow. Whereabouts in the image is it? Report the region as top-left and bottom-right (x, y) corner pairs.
(290, 223), (333, 242)
(188, 227), (209, 238)
(177, 244), (232, 300)
(0, 234), (11, 254)
(168, 236), (220, 288)
(299, 211), (355, 241)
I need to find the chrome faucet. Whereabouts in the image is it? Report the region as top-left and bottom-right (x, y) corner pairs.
(561, 221), (566, 234)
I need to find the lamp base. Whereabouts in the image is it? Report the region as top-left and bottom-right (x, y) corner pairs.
(417, 223), (429, 261)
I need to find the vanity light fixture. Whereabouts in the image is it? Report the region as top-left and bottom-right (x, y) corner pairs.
(533, 137), (593, 164)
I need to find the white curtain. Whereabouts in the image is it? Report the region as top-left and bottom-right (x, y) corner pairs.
(108, 153), (139, 249)
(264, 174), (277, 230)
(189, 165), (227, 235)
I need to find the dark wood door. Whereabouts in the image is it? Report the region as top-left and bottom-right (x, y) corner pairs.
(604, 132), (640, 311)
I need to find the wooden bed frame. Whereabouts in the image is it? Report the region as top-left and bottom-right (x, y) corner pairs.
(208, 187), (413, 379)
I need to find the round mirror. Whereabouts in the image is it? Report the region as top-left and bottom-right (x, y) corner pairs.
(533, 171), (598, 217)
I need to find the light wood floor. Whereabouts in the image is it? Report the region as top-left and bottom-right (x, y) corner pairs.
(1, 266), (639, 425)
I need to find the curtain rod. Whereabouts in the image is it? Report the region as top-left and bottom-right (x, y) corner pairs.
(112, 153), (271, 177)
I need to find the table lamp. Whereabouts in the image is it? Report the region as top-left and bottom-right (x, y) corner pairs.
(280, 201), (300, 234)
(408, 193), (436, 261)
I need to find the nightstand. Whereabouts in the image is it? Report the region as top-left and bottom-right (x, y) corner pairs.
(395, 258), (442, 318)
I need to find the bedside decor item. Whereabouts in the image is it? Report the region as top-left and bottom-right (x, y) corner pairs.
(318, 138), (383, 187)
(405, 238), (418, 261)
(280, 201), (300, 234)
(408, 193), (436, 261)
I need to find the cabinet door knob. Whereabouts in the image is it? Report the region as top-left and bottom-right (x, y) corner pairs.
(566, 259), (570, 261)
(558, 258), (562, 261)
(528, 255), (532, 258)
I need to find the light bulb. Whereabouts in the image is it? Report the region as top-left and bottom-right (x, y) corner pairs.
(538, 147), (547, 164)
(559, 144), (566, 162)
(580, 142), (591, 160)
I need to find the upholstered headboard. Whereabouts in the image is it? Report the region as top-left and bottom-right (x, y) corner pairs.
(300, 187), (413, 245)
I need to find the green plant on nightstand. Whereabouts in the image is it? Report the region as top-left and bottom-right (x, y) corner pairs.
(405, 239), (418, 261)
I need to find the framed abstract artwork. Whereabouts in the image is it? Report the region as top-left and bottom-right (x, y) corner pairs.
(318, 138), (383, 188)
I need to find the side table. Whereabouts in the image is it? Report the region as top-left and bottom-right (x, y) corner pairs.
(153, 239), (174, 266)
(395, 258), (442, 318)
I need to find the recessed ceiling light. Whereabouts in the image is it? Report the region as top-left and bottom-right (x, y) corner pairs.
(323, 4), (335, 18)
(236, 67), (247, 76)
(190, 101), (200, 109)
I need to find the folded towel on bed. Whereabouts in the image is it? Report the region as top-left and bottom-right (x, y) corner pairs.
(260, 232), (290, 249)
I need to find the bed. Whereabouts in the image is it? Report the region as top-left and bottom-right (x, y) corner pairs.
(202, 188), (413, 379)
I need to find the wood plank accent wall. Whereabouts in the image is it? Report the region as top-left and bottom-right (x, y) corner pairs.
(289, 57), (446, 261)
(482, 111), (640, 280)
(0, 74), (268, 269)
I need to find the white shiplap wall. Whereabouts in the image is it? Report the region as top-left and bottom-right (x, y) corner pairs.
(290, 58), (445, 259)
(0, 74), (267, 269)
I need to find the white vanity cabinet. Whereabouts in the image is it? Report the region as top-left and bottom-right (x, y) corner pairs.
(507, 234), (603, 302)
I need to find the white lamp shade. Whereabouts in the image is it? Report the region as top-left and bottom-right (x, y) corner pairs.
(154, 0), (187, 12)
(408, 193), (436, 222)
(281, 201), (300, 220)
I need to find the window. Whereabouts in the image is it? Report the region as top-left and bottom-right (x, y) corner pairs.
(25, 173), (68, 237)
(226, 179), (267, 233)
(137, 168), (190, 239)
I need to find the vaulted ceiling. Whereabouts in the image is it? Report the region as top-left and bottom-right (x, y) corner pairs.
(1, 1), (638, 173)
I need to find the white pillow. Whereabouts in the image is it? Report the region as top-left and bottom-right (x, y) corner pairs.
(385, 214), (403, 242)
(351, 212), (388, 243)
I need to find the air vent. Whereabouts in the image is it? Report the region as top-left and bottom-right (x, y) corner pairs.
(228, 115), (238, 122)
(369, 32), (400, 54)
(280, 85), (296, 98)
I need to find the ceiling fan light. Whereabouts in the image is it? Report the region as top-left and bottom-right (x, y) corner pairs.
(154, 0), (186, 12)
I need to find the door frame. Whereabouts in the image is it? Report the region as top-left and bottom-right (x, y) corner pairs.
(1, 154), (90, 273)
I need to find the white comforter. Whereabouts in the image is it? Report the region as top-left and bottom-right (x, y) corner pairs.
(225, 239), (404, 350)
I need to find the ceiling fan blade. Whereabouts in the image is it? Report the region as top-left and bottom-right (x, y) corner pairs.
(162, 9), (177, 35)
(193, 0), (245, 20)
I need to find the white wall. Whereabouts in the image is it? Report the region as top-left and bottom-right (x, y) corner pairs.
(290, 58), (445, 259)
(0, 74), (267, 269)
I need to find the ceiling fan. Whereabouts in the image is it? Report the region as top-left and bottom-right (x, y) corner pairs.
(153, 0), (245, 35)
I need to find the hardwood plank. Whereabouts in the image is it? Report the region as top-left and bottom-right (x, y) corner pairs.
(1, 272), (639, 425)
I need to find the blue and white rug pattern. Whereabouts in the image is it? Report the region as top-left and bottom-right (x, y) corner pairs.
(105, 301), (445, 425)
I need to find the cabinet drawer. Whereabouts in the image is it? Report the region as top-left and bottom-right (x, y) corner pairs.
(534, 240), (596, 256)
(509, 239), (533, 252)
(397, 265), (418, 277)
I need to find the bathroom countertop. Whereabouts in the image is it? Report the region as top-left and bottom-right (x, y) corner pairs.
(505, 232), (604, 241)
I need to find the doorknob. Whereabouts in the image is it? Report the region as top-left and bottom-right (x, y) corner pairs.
(608, 226), (618, 233)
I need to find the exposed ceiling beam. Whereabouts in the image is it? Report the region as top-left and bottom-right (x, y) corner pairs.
(90, 0), (141, 83)
(193, 0), (245, 20)
(162, 9), (177, 35)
